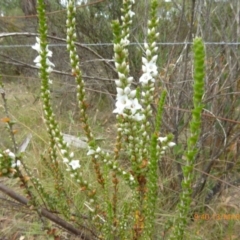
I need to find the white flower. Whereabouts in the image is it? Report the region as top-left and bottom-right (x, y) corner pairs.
(127, 76), (133, 84)
(128, 10), (135, 18)
(118, 72), (125, 80)
(168, 142), (176, 147)
(46, 47), (53, 57)
(69, 160), (81, 170)
(151, 55), (158, 64)
(129, 175), (134, 181)
(146, 49), (151, 57)
(132, 112), (144, 121)
(60, 149), (67, 155)
(33, 55), (42, 67)
(87, 148), (95, 156)
(96, 147), (101, 153)
(158, 137), (168, 142)
(32, 37), (54, 73)
(142, 60), (158, 76)
(139, 72), (153, 85)
(129, 89), (136, 98)
(120, 37), (130, 46)
(9, 152), (15, 159)
(113, 95), (132, 114)
(115, 80), (122, 87)
(11, 160), (21, 168)
(123, 86), (131, 95)
(144, 42), (149, 49)
(4, 149), (15, 159)
(128, 98), (142, 114)
(116, 87), (124, 96)
(32, 37), (41, 52)
(46, 58), (55, 68)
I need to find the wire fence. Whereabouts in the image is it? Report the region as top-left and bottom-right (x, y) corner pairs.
(0, 42), (240, 48)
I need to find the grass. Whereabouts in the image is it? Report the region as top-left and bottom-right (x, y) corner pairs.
(1, 79), (240, 239)
(0, 78), (121, 239)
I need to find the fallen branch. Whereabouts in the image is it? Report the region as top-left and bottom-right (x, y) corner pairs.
(0, 183), (97, 240)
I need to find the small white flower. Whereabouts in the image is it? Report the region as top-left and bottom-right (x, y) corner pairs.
(120, 37), (130, 46)
(46, 47), (53, 58)
(61, 149), (67, 155)
(32, 37), (41, 52)
(11, 160), (21, 168)
(118, 72), (125, 80)
(115, 80), (122, 87)
(129, 175), (134, 181)
(144, 42), (149, 49)
(116, 87), (124, 96)
(4, 149), (15, 159)
(127, 76), (133, 84)
(9, 152), (15, 159)
(139, 72), (153, 85)
(132, 113), (145, 122)
(87, 149), (95, 156)
(168, 142), (176, 147)
(123, 86), (131, 95)
(146, 49), (151, 57)
(128, 10), (135, 18)
(158, 137), (168, 142)
(32, 37), (55, 72)
(34, 55), (41, 66)
(113, 95), (132, 114)
(142, 62), (158, 76)
(69, 160), (81, 170)
(96, 147), (101, 153)
(46, 58), (55, 68)
(63, 158), (69, 163)
(128, 98), (143, 114)
(129, 89), (136, 98)
(151, 55), (158, 64)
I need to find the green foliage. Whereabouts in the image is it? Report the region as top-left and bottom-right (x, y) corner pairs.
(170, 37), (205, 240)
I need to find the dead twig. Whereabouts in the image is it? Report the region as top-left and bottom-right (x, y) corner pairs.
(0, 183), (98, 240)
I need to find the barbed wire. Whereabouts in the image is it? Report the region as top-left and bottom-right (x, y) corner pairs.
(0, 42), (240, 49)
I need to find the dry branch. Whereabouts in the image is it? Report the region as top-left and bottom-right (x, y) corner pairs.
(0, 183), (96, 240)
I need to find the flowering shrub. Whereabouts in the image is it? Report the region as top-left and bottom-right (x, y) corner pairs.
(0, 0), (205, 239)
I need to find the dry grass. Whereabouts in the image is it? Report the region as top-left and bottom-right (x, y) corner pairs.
(1, 79), (240, 240)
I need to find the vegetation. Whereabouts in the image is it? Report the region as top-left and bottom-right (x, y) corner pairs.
(0, 0), (240, 239)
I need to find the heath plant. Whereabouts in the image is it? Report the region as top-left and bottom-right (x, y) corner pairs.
(0, 0), (205, 239)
